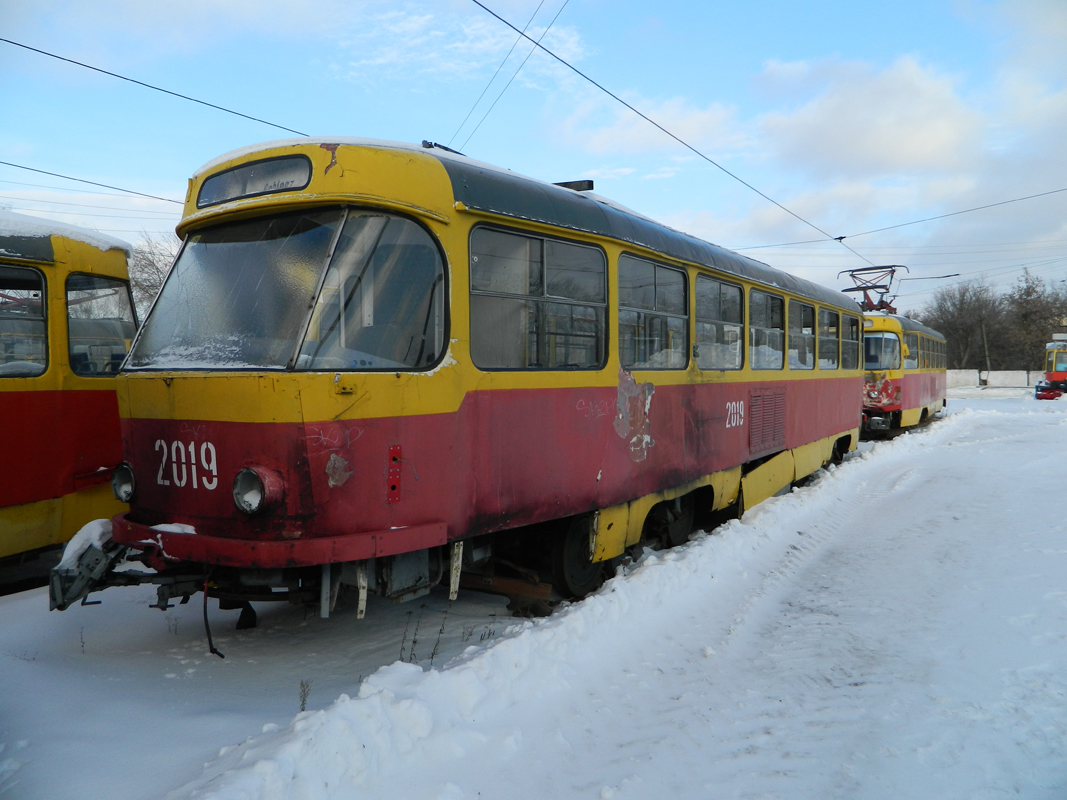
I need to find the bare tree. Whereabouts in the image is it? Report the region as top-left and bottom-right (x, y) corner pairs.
(1001, 271), (1067, 370)
(129, 231), (180, 317)
(920, 280), (1005, 370)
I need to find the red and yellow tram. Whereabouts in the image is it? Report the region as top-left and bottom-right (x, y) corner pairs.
(51, 139), (864, 623)
(861, 313), (946, 435)
(1, 210), (137, 566)
(1035, 336), (1067, 399)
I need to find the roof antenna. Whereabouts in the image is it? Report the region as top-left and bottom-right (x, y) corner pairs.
(421, 141), (466, 156)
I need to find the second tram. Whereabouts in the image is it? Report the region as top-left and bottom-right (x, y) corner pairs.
(862, 312), (946, 435)
(1035, 334), (1067, 399)
(1, 210), (137, 567)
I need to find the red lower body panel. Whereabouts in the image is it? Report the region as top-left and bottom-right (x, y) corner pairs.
(116, 375), (861, 565)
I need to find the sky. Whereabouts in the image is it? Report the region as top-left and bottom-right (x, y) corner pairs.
(3, 0), (1067, 312)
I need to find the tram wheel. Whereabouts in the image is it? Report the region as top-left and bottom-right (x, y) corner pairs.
(647, 495), (696, 548)
(551, 515), (604, 600)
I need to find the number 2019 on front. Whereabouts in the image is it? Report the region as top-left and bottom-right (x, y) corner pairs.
(155, 439), (218, 490)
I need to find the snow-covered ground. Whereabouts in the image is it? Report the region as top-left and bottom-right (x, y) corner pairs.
(3, 389), (1067, 799)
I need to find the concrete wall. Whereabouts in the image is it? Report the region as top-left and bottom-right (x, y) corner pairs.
(948, 369), (1042, 387)
(947, 370), (977, 388)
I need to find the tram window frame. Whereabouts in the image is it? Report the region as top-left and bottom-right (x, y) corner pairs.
(749, 289), (785, 370)
(787, 300), (815, 370)
(903, 332), (919, 370)
(695, 274), (743, 370)
(297, 210), (449, 372)
(618, 254), (689, 371)
(65, 273), (139, 377)
(197, 155), (313, 209)
(841, 314), (860, 370)
(818, 308), (840, 369)
(469, 226), (607, 371)
(0, 265), (48, 378)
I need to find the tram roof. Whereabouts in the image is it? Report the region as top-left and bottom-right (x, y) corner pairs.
(0, 209), (132, 262)
(195, 138), (861, 313)
(866, 311), (945, 340)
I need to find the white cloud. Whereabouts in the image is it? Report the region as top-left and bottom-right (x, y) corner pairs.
(561, 94), (746, 157)
(760, 57), (985, 179)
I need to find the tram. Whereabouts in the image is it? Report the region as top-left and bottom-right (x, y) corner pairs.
(1035, 334), (1067, 399)
(862, 312), (946, 435)
(51, 138), (864, 626)
(0, 210), (137, 567)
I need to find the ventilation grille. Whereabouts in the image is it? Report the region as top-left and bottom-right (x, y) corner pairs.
(749, 389), (786, 456)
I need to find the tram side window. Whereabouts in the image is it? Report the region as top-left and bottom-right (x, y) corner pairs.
(841, 315), (860, 369)
(921, 336), (930, 369)
(618, 255), (688, 370)
(903, 332), (919, 370)
(66, 274), (137, 376)
(300, 213), (446, 370)
(469, 228), (606, 370)
(0, 266), (46, 377)
(818, 308), (839, 369)
(864, 332), (900, 370)
(787, 301), (814, 370)
(750, 290), (784, 369)
(695, 275), (742, 370)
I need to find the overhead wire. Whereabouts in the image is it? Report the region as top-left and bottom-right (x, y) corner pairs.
(0, 161), (182, 204)
(0, 194), (177, 214)
(843, 186), (1067, 240)
(460, 1), (571, 151)
(735, 185), (1067, 252)
(2, 207), (180, 221)
(448, 0), (548, 147)
(468, 0), (874, 267)
(0, 177), (160, 198)
(0, 37), (307, 137)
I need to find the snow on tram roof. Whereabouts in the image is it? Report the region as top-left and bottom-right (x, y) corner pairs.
(0, 209), (132, 260)
(194, 138), (860, 313)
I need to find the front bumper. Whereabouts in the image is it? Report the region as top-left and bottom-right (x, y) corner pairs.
(112, 514), (448, 568)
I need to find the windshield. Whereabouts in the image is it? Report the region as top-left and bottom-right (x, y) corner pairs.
(864, 331), (900, 370)
(127, 209), (342, 369)
(127, 207), (447, 372)
(1054, 351), (1067, 372)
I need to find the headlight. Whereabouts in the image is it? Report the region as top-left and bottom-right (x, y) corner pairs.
(233, 468), (265, 514)
(232, 467), (285, 515)
(111, 463), (135, 503)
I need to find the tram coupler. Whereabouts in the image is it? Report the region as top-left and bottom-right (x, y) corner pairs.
(49, 539), (129, 611)
(49, 540), (205, 612)
(863, 413), (892, 433)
